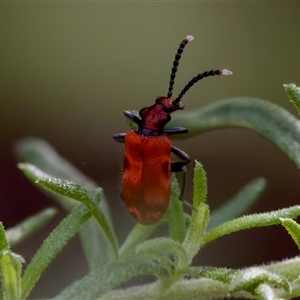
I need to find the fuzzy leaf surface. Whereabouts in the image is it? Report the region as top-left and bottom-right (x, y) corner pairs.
(18, 163), (118, 261)
(280, 218), (300, 250)
(54, 258), (167, 300)
(205, 206), (300, 244)
(15, 138), (111, 269)
(208, 177), (266, 230)
(284, 83), (300, 115)
(5, 209), (57, 247)
(0, 251), (22, 300)
(183, 162), (209, 262)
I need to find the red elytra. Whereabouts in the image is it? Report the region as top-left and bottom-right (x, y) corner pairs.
(121, 131), (171, 225)
(113, 35), (232, 225)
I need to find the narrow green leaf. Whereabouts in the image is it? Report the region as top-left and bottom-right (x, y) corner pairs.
(119, 223), (159, 258)
(5, 209), (57, 247)
(15, 137), (97, 191)
(137, 237), (189, 272)
(204, 206), (300, 244)
(0, 250), (23, 300)
(208, 177), (266, 230)
(192, 161), (207, 207)
(21, 203), (91, 299)
(284, 83), (300, 115)
(18, 163), (118, 261)
(136, 238), (189, 290)
(169, 97), (300, 170)
(280, 218), (300, 250)
(15, 138), (112, 269)
(0, 223), (9, 251)
(54, 258), (166, 300)
(183, 162), (209, 262)
(78, 218), (110, 270)
(183, 203), (209, 263)
(186, 266), (237, 284)
(164, 174), (186, 242)
(59, 257), (300, 300)
(101, 277), (233, 300)
(15, 138), (99, 211)
(290, 277), (300, 299)
(265, 256), (300, 282)
(38, 178), (118, 261)
(230, 267), (291, 295)
(136, 238), (190, 291)
(18, 162), (99, 205)
(255, 283), (278, 300)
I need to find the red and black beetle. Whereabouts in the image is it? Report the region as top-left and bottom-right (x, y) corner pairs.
(113, 35), (232, 225)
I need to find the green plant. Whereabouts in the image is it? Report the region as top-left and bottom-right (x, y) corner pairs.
(1, 84), (300, 300)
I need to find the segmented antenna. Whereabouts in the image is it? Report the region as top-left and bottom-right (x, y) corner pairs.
(167, 35), (194, 98)
(173, 69), (233, 104)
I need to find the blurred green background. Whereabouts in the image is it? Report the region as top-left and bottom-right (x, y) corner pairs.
(1, 3), (300, 298)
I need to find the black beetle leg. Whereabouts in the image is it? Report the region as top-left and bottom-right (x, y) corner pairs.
(170, 145), (193, 209)
(171, 145), (191, 172)
(123, 110), (142, 126)
(163, 127), (188, 135)
(113, 133), (126, 143)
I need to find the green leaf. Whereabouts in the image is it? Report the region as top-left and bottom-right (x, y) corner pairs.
(119, 223), (159, 258)
(280, 218), (300, 250)
(183, 204), (209, 263)
(169, 97), (300, 170)
(18, 163), (118, 262)
(208, 177), (266, 230)
(21, 201), (92, 299)
(39, 178), (117, 261)
(5, 209), (57, 247)
(68, 257), (300, 300)
(284, 83), (300, 115)
(100, 277), (232, 300)
(54, 258), (167, 300)
(0, 223), (9, 251)
(15, 138), (112, 270)
(265, 256), (300, 282)
(290, 277), (300, 299)
(136, 238), (190, 290)
(0, 251), (23, 300)
(78, 218), (110, 270)
(255, 283), (278, 300)
(192, 161), (207, 207)
(15, 138), (95, 211)
(186, 266), (237, 284)
(136, 238), (189, 274)
(164, 174), (186, 243)
(204, 206), (300, 244)
(183, 162), (209, 262)
(230, 267), (291, 295)
(15, 138), (97, 189)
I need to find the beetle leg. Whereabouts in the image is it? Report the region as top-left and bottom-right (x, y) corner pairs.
(113, 133), (126, 143)
(171, 145), (191, 170)
(163, 127), (188, 135)
(171, 145), (193, 209)
(123, 110), (142, 125)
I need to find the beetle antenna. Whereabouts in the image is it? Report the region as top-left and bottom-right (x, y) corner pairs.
(167, 35), (194, 98)
(173, 69), (233, 104)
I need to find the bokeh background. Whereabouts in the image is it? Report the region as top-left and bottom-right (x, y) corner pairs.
(1, 2), (300, 298)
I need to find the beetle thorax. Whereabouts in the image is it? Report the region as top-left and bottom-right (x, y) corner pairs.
(138, 97), (183, 135)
